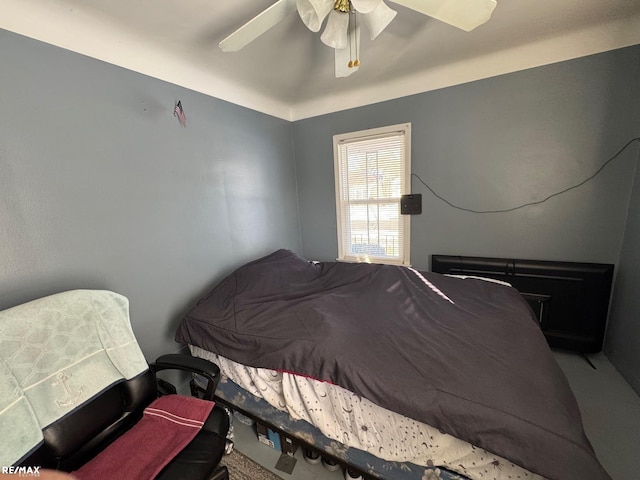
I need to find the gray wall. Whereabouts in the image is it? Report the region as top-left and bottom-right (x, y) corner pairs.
(294, 46), (640, 270)
(293, 46), (640, 392)
(3, 27), (640, 393)
(606, 156), (640, 392)
(0, 30), (301, 359)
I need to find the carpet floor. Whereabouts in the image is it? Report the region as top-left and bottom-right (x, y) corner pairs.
(219, 449), (283, 480)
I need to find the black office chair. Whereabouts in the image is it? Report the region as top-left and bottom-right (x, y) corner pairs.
(0, 290), (230, 480)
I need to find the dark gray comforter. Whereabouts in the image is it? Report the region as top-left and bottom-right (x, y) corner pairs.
(176, 249), (610, 480)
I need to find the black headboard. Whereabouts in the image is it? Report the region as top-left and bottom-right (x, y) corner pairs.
(431, 255), (614, 353)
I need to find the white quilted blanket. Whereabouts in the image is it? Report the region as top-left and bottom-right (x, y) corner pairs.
(0, 290), (148, 465)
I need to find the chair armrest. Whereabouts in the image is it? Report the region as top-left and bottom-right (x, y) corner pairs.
(150, 354), (221, 400)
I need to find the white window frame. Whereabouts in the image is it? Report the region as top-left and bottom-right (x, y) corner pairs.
(333, 123), (411, 266)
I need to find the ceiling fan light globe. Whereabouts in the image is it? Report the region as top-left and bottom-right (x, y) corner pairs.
(351, 0), (383, 14)
(362, 1), (397, 40)
(297, 0), (333, 32)
(321, 10), (349, 48)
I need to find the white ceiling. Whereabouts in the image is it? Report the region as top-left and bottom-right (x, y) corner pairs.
(3, 0), (640, 121)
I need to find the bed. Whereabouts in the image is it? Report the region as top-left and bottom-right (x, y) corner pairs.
(175, 249), (611, 480)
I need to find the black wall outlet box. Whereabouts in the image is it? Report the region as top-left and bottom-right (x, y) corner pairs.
(401, 194), (422, 215)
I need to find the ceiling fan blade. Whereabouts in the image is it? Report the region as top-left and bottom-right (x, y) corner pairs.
(388, 0), (496, 32)
(219, 0), (297, 52)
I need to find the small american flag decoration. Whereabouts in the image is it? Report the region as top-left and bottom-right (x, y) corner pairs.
(174, 100), (187, 128)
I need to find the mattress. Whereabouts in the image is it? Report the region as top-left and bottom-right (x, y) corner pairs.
(190, 345), (542, 480)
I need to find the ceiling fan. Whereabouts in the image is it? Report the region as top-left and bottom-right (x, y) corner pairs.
(218, 0), (497, 77)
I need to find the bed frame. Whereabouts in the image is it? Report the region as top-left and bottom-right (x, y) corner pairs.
(431, 254), (614, 354)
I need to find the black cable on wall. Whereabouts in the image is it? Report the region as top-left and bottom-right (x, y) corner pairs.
(411, 136), (640, 214)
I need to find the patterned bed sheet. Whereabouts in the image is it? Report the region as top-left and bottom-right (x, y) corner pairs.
(191, 345), (541, 480)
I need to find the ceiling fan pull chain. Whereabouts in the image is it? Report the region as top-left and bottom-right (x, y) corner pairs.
(349, 10), (360, 68)
(353, 10), (360, 67)
(348, 9), (354, 68)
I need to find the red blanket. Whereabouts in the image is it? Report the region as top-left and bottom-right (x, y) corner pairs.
(73, 395), (214, 480)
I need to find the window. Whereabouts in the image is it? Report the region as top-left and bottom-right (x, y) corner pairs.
(333, 123), (411, 265)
